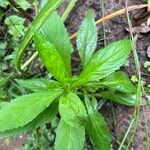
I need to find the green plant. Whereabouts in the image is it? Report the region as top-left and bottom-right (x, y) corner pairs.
(0, 9), (136, 150)
(0, 0), (31, 10)
(24, 118), (59, 150)
(5, 15), (26, 41)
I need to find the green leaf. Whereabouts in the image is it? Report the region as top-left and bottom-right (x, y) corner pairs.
(16, 78), (49, 92)
(85, 96), (111, 150)
(0, 42), (7, 57)
(16, 0), (31, 10)
(0, 90), (62, 131)
(0, 101), (58, 139)
(15, 0), (63, 71)
(40, 0), (48, 9)
(59, 92), (87, 127)
(41, 12), (73, 77)
(99, 91), (136, 106)
(0, 77), (5, 84)
(0, 0), (9, 8)
(33, 28), (66, 82)
(5, 15), (25, 29)
(46, 80), (62, 89)
(74, 40), (132, 87)
(5, 15), (25, 26)
(0, 102), (8, 109)
(16, 78), (62, 92)
(77, 10), (97, 67)
(91, 71), (136, 93)
(54, 119), (85, 150)
(5, 15), (25, 38)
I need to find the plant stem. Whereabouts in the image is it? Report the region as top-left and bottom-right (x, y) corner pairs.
(118, 118), (134, 150)
(125, 108), (139, 149)
(70, 4), (148, 39)
(21, 0), (77, 71)
(124, 1), (142, 149)
(21, 51), (38, 70)
(20, 4), (148, 71)
(125, 1), (142, 104)
(101, 0), (106, 46)
(61, 0), (77, 22)
(8, 0), (33, 21)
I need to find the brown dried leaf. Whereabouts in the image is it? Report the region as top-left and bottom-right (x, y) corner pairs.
(126, 23), (150, 34)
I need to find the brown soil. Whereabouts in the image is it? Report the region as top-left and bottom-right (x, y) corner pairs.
(0, 135), (26, 150)
(1, 0), (150, 149)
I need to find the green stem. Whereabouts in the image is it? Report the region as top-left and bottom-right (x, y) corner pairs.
(125, 108), (139, 149)
(21, 0), (77, 71)
(122, 2), (143, 149)
(61, 0), (77, 22)
(118, 118), (134, 150)
(101, 0), (106, 46)
(21, 51), (38, 70)
(20, 4), (148, 71)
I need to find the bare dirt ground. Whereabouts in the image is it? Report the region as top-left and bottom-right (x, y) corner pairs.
(0, 0), (150, 149)
(0, 135), (26, 150)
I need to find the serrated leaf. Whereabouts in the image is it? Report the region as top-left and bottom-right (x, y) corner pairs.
(74, 40), (132, 87)
(0, 90), (62, 131)
(59, 92), (87, 127)
(41, 12), (73, 77)
(16, 78), (49, 92)
(85, 96), (111, 150)
(0, 101), (58, 139)
(15, 0), (63, 71)
(91, 71), (136, 93)
(54, 119), (85, 150)
(32, 28), (66, 82)
(99, 91), (136, 106)
(77, 10), (97, 67)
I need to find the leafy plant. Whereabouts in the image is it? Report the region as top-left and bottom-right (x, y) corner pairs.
(0, 9), (136, 150)
(0, 0), (43, 103)
(0, 0), (31, 10)
(5, 15), (25, 40)
(24, 118), (59, 150)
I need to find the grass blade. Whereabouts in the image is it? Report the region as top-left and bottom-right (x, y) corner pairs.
(14, 0), (63, 71)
